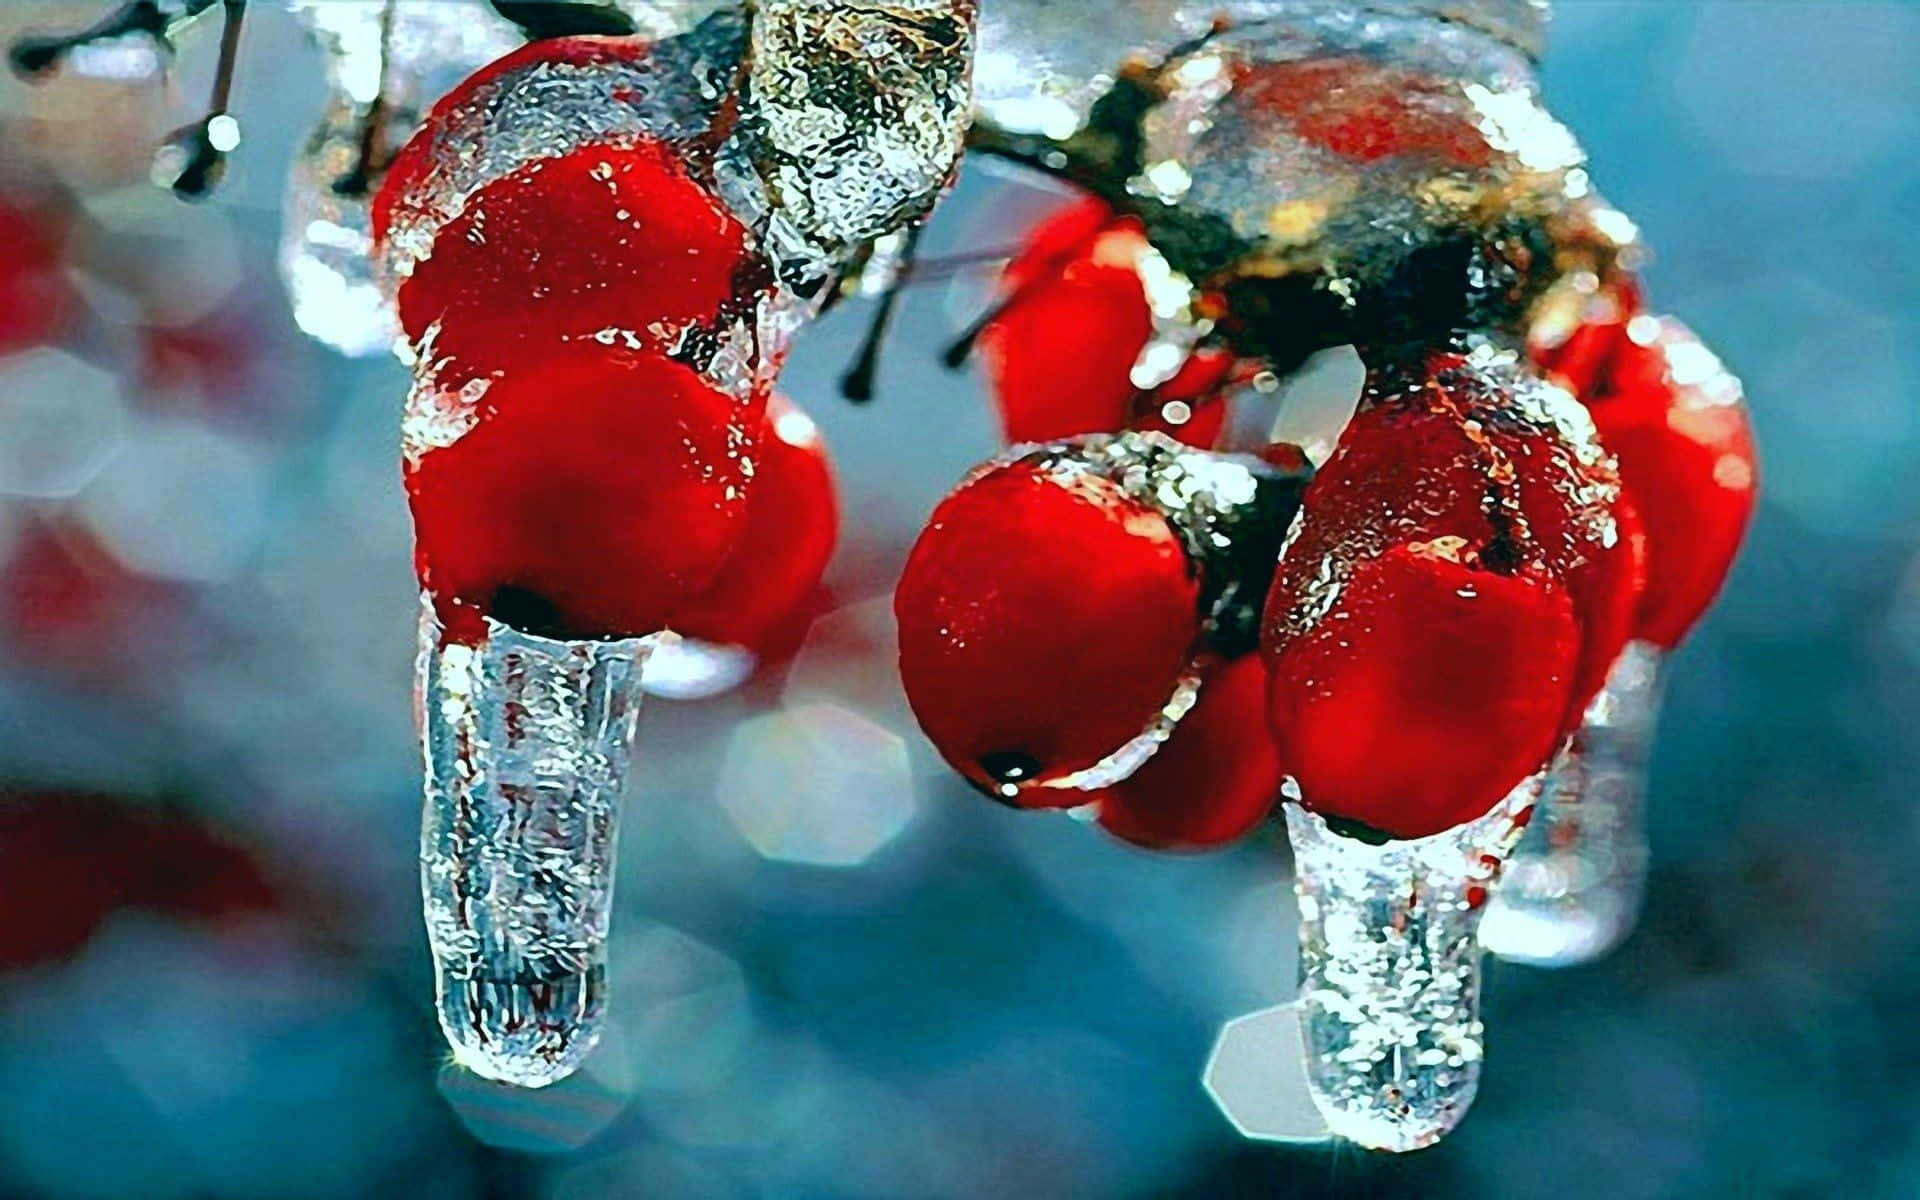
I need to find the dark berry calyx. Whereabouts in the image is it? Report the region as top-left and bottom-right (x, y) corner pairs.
(977, 752), (1045, 793)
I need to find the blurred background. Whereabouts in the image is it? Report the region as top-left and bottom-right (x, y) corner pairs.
(0, 2), (1914, 1196)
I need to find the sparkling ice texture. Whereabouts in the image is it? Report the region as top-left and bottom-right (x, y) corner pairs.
(419, 604), (654, 1087)
(1135, 6), (1580, 259)
(1287, 775), (1534, 1151)
(974, 1), (1549, 137)
(746, 1), (977, 256)
(1481, 640), (1665, 966)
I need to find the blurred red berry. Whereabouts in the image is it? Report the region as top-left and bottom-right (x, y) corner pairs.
(1, 519), (192, 683)
(0, 790), (278, 971)
(0, 196), (74, 353)
(406, 342), (753, 644)
(670, 394), (838, 654)
(1092, 654), (1281, 850)
(1542, 314), (1756, 648)
(896, 461), (1201, 803)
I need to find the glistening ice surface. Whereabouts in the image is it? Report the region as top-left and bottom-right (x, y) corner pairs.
(1287, 775), (1534, 1151)
(1480, 640), (1664, 965)
(418, 605), (653, 1087)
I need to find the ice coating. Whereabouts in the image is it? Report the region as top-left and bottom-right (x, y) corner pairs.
(418, 604), (654, 1087)
(973, 0), (1549, 138)
(1008, 429), (1308, 656)
(1481, 640), (1663, 965)
(1288, 770), (1535, 1151)
(373, 18), (751, 293)
(1264, 343), (1615, 654)
(973, 0), (1187, 138)
(280, 1), (521, 356)
(745, 0), (977, 255)
(292, 0), (523, 110)
(1114, 6), (1582, 367)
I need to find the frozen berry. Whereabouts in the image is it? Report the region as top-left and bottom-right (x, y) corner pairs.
(406, 342), (753, 644)
(1262, 348), (1621, 837)
(896, 457), (1201, 802)
(979, 197), (1229, 448)
(1092, 654), (1282, 850)
(1267, 541), (1579, 840)
(670, 394), (837, 653)
(389, 139), (754, 384)
(1545, 315), (1756, 648)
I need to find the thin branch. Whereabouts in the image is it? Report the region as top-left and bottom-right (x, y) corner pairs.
(8, 0), (218, 79)
(154, 0), (246, 200)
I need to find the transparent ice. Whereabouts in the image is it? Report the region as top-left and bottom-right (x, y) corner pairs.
(974, 1), (1549, 138)
(280, 94), (400, 358)
(375, 12), (749, 293)
(1286, 773), (1535, 1152)
(418, 602), (656, 1087)
(281, 1), (520, 356)
(1132, 5), (1580, 273)
(1481, 641), (1664, 966)
(745, 0), (977, 259)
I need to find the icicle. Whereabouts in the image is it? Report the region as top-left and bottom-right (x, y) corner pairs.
(1286, 773), (1536, 1151)
(1480, 640), (1664, 966)
(417, 601), (657, 1087)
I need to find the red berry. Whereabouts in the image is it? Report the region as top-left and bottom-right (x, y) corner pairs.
(896, 461), (1201, 803)
(1554, 316), (1757, 648)
(981, 198), (1228, 448)
(670, 395), (838, 653)
(372, 35), (661, 253)
(1262, 349), (1620, 836)
(1092, 654), (1282, 850)
(391, 139), (753, 385)
(1570, 489), (1648, 707)
(406, 342), (753, 644)
(1266, 541), (1579, 840)
(0, 790), (278, 970)
(0, 197), (73, 353)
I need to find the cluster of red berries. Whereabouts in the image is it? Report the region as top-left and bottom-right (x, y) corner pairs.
(372, 34), (837, 657)
(897, 32), (1757, 850)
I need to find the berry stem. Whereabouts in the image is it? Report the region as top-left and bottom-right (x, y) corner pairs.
(155, 0), (245, 200)
(938, 217), (1107, 369)
(7, 0), (217, 79)
(330, 0), (397, 199)
(838, 224), (925, 404)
